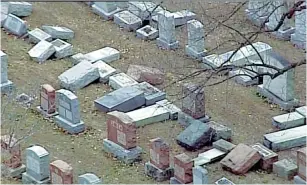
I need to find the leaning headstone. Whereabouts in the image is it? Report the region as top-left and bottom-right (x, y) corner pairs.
(83, 47), (120, 64)
(22, 145), (50, 184)
(91, 2), (122, 20)
(8, 2), (32, 17)
(28, 40), (56, 63)
(212, 139), (236, 153)
(156, 11), (179, 50)
(136, 25), (159, 40)
(108, 72), (139, 90)
(131, 82), (166, 106)
(0, 50), (14, 94)
(78, 173), (102, 184)
(49, 160), (73, 184)
(272, 112), (305, 130)
(28, 28), (52, 44)
(114, 10), (142, 31)
(185, 19), (206, 60)
(92, 60), (117, 83)
(291, 1), (306, 49)
(294, 175), (307, 184)
(58, 61), (99, 91)
(170, 153), (193, 184)
(182, 83), (206, 119)
(172, 10), (196, 26)
(193, 166), (208, 184)
(94, 85), (145, 113)
(128, 1), (164, 21)
(36, 84), (58, 118)
(54, 89), (85, 134)
(126, 64), (165, 85)
(273, 159), (298, 180)
(3, 14), (27, 36)
(41, 25), (74, 40)
(297, 147), (306, 181)
(156, 99), (181, 120)
(251, 143), (278, 172)
(51, 39), (73, 59)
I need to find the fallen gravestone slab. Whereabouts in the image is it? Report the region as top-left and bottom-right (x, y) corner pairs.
(109, 72), (138, 90)
(294, 175), (306, 184)
(41, 25), (74, 40)
(28, 40), (55, 63)
(127, 64), (165, 85)
(192, 166), (208, 184)
(272, 112), (305, 130)
(92, 60), (117, 83)
(131, 82), (166, 106)
(28, 28), (52, 44)
(194, 148), (226, 166)
(94, 86), (145, 113)
(51, 39), (73, 59)
(8, 2), (32, 17)
(212, 139), (236, 153)
(156, 99), (181, 120)
(295, 106), (306, 117)
(83, 47), (120, 64)
(207, 121), (232, 141)
(114, 10), (142, 32)
(220, 143), (261, 175)
(91, 2), (122, 20)
(252, 143), (278, 172)
(178, 111), (210, 128)
(3, 14), (27, 36)
(273, 159), (298, 180)
(58, 61), (99, 91)
(172, 10), (196, 27)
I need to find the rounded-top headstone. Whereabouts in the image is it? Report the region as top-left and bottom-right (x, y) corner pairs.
(78, 173), (102, 184)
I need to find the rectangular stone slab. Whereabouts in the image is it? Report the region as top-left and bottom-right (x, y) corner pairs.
(295, 106), (306, 117)
(272, 112), (305, 130)
(109, 73), (139, 90)
(156, 100), (181, 120)
(83, 47), (120, 64)
(28, 28), (52, 44)
(92, 60), (117, 83)
(251, 143), (278, 171)
(114, 10), (142, 31)
(198, 148), (226, 163)
(28, 40), (55, 63)
(273, 159), (298, 180)
(3, 14), (27, 36)
(131, 82), (166, 106)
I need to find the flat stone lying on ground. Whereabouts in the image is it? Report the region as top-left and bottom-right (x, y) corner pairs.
(128, 1), (164, 21)
(177, 111), (210, 127)
(172, 10), (196, 27)
(207, 121), (232, 141)
(263, 125), (307, 152)
(3, 14), (28, 36)
(92, 60), (117, 83)
(41, 25), (74, 40)
(215, 177), (235, 185)
(78, 173), (102, 184)
(136, 25), (159, 40)
(131, 82), (166, 106)
(28, 40), (56, 63)
(212, 139), (236, 153)
(252, 143), (278, 172)
(272, 112), (305, 130)
(295, 106), (306, 117)
(294, 175), (307, 184)
(28, 28), (52, 44)
(273, 159), (298, 180)
(114, 10), (142, 31)
(228, 68), (260, 86)
(83, 47), (120, 64)
(8, 2), (32, 17)
(51, 39), (73, 59)
(58, 61), (99, 91)
(127, 64), (165, 85)
(194, 148), (226, 166)
(109, 72), (139, 90)
(156, 99), (181, 120)
(91, 2), (122, 20)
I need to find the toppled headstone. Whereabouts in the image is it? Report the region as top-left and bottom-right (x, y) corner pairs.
(185, 19), (206, 60)
(128, 1), (164, 21)
(136, 25), (159, 40)
(114, 10), (142, 31)
(83, 47), (120, 64)
(215, 177), (235, 185)
(91, 2), (122, 20)
(28, 28), (52, 44)
(50, 160), (73, 184)
(51, 39), (73, 59)
(295, 106), (306, 117)
(156, 99), (181, 120)
(291, 2), (306, 49)
(131, 82), (166, 106)
(36, 84), (58, 118)
(171, 153), (193, 184)
(176, 120), (213, 150)
(195, 148), (226, 166)
(70, 53), (87, 65)
(28, 40), (55, 63)
(78, 173), (102, 184)
(92, 60), (117, 83)
(182, 83), (206, 119)
(8, 2), (32, 17)
(228, 67), (260, 86)
(3, 14), (27, 36)
(297, 147), (306, 181)
(127, 64), (165, 85)
(1, 13), (7, 27)
(1, 3), (9, 27)
(193, 166), (208, 184)
(272, 112), (305, 130)
(94, 85), (145, 113)
(41, 25), (74, 40)
(172, 10), (196, 26)
(273, 159), (298, 180)
(252, 143), (278, 172)
(178, 111), (210, 127)
(1, 51), (14, 94)
(109, 72), (138, 90)
(207, 121), (232, 141)
(15, 93), (34, 108)
(58, 61), (99, 91)
(212, 139), (236, 153)
(220, 143), (261, 175)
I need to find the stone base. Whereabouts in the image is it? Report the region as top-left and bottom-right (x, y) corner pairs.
(229, 70), (259, 86)
(1, 80), (14, 94)
(22, 172), (50, 184)
(92, 5), (122, 20)
(1, 164), (26, 179)
(144, 162), (174, 182)
(265, 24), (295, 40)
(185, 45), (207, 61)
(36, 106), (58, 118)
(257, 84), (300, 111)
(136, 26), (159, 41)
(245, 9), (268, 27)
(294, 175), (306, 184)
(170, 177), (184, 184)
(291, 34), (306, 50)
(156, 38), (179, 50)
(103, 139), (142, 164)
(54, 115), (85, 134)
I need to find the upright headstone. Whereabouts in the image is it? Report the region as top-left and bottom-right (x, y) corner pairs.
(36, 84), (58, 118)
(182, 83), (206, 119)
(22, 145), (50, 184)
(193, 166), (208, 184)
(50, 160), (73, 184)
(185, 19), (206, 60)
(0, 50), (14, 94)
(170, 153), (193, 184)
(291, 0), (306, 49)
(245, 0), (272, 27)
(92, 2), (122, 20)
(78, 173), (102, 184)
(156, 11), (179, 50)
(54, 89), (85, 134)
(3, 14), (27, 36)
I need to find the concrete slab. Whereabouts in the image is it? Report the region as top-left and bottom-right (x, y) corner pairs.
(83, 47), (120, 64)
(109, 73), (138, 90)
(41, 25), (74, 40)
(272, 112), (305, 130)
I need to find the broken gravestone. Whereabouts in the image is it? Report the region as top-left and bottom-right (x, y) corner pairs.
(272, 112), (305, 130)
(41, 25), (74, 40)
(3, 14), (27, 36)
(78, 173), (102, 184)
(92, 60), (117, 83)
(114, 10), (142, 31)
(28, 40), (55, 63)
(51, 39), (73, 59)
(83, 47), (120, 64)
(127, 64), (165, 85)
(170, 153), (193, 184)
(252, 143), (278, 172)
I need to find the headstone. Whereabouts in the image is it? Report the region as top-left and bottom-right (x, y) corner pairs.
(28, 28), (52, 44)
(220, 143), (261, 175)
(193, 166), (208, 184)
(49, 160), (73, 184)
(91, 2), (122, 20)
(8, 2), (32, 17)
(136, 25), (159, 40)
(41, 25), (74, 40)
(198, 148), (226, 163)
(83, 47), (120, 64)
(156, 11), (179, 50)
(54, 89), (85, 134)
(94, 86), (145, 113)
(172, 10), (196, 26)
(207, 121), (232, 141)
(176, 120), (213, 150)
(114, 10), (142, 31)
(273, 159), (298, 180)
(212, 139), (236, 153)
(3, 14), (27, 36)
(58, 61), (99, 91)
(291, 0), (306, 49)
(173, 153), (193, 184)
(1, 3), (9, 27)
(1, 13), (8, 27)
(295, 106), (306, 117)
(185, 19), (206, 60)
(28, 40), (56, 63)
(51, 39), (73, 59)
(22, 145), (50, 184)
(128, 1), (164, 21)
(215, 177), (235, 185)
(251, 143), (278, 172)
(182, 83), (206, 119)
(126, 64), (165, 85)
(0, 50), (14, 94)
(263, 124), (307, 152)
(228, 67), (260, 87)
(245, 0), (272, 27)
(131, 82), (166, 106)
(156, 99), (181, 120)
(108, 72), (138, 90)
(36, 84), (58, 118)
(177, 111), (210, 128)
(272, 112), (305, 130)
(70, 53), (88, 65)
(92, 60), (117, 83)
(294, 175), (307, 184)
(78, 173), (102, 184)
(297, 147), (306, 181)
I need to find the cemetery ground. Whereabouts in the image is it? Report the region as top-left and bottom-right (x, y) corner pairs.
(1, 1), (306, 184)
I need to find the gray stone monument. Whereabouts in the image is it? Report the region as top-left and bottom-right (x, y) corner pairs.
(185, 19), (206, 60)
(291, 0), (306, 49)
(8, 2), (32, 17)
(245, 0), (272, 27)
(78, 173), (102, 184)
(41, 25), (74, 40)
(28, 28), (52, 44)
(114, 10), (142, 32)
(1, 50), (14, 94)
(3, 14), (27, 36)
(28, 40), (56, 63)
(54, 89), (85, 134)
(91, 2), (122, 20)
(193, 166), (208, 184)
(51, 39), (73, 59)
(22, 145), (50, 184)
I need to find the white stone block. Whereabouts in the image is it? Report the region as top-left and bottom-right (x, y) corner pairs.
(295, 106), (306, 117)
(197, 148), (226, 165)
(272, 112), (305, 130)
(28, 28), (52, 44)
(83, 47), (120, 64)
(28, 40), (55, 63)
(128, 1), (164, 20)
(114, 10), (142, 31)
(136, 25), (158, 40)
(3, 14), (27, 36)
(51, 39), (73, 59)
(172, 10), (196, 26)
(42, 25), (74, 40)
(108, 73), (138, 90)
(92, 60), (117, 83)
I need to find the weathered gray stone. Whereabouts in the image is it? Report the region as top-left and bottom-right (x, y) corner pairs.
(185, 19), (206, 60)
(295, 106), (306, 117)
(8, 2), (32, 17)
(1, 164), (26, 179)
(131, 82), (166, 106)
(114, 10), (142, 31)
(28, 28), (52, 44)
(182, 83), (206, 119)
(177, 111), (210, 127)
(228, 68), (260, 86)
(109, 72), (138, 90)
(215, 177), (235, 185)
(94, 86), (145, 113)
(194, 148), (226, 166)
(251, 143), (278, 172)
(172, 10), (196, 26)
(273, 159), (298, 180)
(272, 112), (305, 130)
(15, 93), (34, 108)
(245, 0), (271, 27)
(83, 47), (120, 64)
(51, 39), (73, 59)
(193, 166), (208, 184)
(41, 25), (74, 40)
(78, 173), (102, 184)
(144, 162), (174, 182)
(0, 50), (14, 94)
(92, 60), (117, 83)
(213, 139), (236, 153)
(28, 40), (55, 63)
(170, 177), (183, 184)
(58, 61), (99, 91)
(70, 53), (87, 65)
(156, 99), (181, 120)
(1, 13), (7, 27)
(136, 25), (159, 40)
(128, 1), (164, 21)
(3, 14), (27, 36)
(207, 121), (232, 141)
(294, 175), (307, 184)
(91, 2), (122, 20)
(291, 1), (306, 49)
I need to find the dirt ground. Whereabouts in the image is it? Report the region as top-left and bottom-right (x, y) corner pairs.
(1, 1), (306, 184)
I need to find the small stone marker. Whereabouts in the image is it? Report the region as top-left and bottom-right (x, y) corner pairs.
(273, 159), (298, 180)
(83, 47), (120, 64)
(297, 147), (306, 181)
(251, 143), (278, 172)
(290, 2), (306, 49)
(54, 89), (85, 134)
(50, 160), (73, 184)
(156, 99), (181, 120)
(215, 177), (235, 185)
(128, 1), (163, 21)
(42, 25), (74, 40)
(272, 112), (305, 130)
(92, 60), (117, 83)
(136, 25), (159, 40)
(28, 40), (56, 63)
(182, 83), (205, 119)
(36, 84), (58, 118)
(94, 85), (145, 113)
(127, 64), (165, 85)
(185, 19), (206, 60)
(212, 139), (236, 153)
(8, 2), (32, 17)
(108, 72), (138, 90)
(51, 39), (73, 59)
(295, 106), (306, 118)
(114, 10), (142, 31)
(172, 153), (193, 184)
(193, 166), (208, 184)
(28, 28), (52, 44)
(131, 82), (166, 106)
(207, 121), (232, 141)
(172, 10), (196, 26)
(0, 50), (14, 94)
(3, 14), (27, 36)
(220, 143), (261, 175)
(78, 173), (102, 184)
(58, 61), (99, 91)
(91, 2), (122, 20)
(22, 145), (50, 184)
